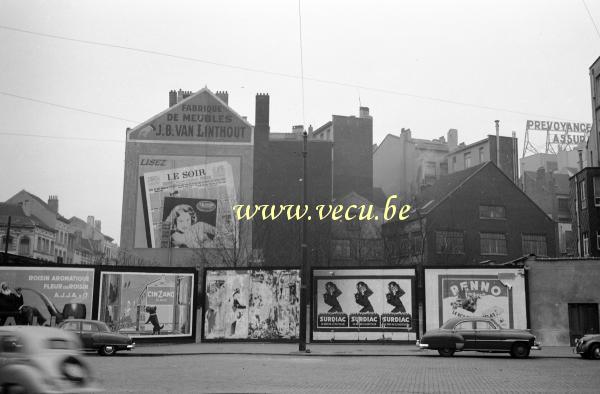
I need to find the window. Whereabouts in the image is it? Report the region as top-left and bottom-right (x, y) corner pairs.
(440, 162), (448, 176)
(452, 156), (457, 171)
(454, 321), (474, 330)
(579, 180), (587, 209)
(410, 232), (422, 255)
(475, 321), (497, 330)
(435, 231), (464, 254)
(583, 232), (589, 256)
(82, 322), (98, 332)
(424, 161), (436, 178)
(331, 240), (351, 258)
(61, 321), (80, 331)
(398, 234), (409, 257)
(594, 176), (600, 206)
(479, 205), (506, 219)
(478, 147), (485, 163)
(558, 197), (569, 213)
(597, 231), (600, 251)
(522, 234), (547, 256)
(480, 232), (507, 255)
(464, 152), (472, 168)
(18, 237), (30, 255)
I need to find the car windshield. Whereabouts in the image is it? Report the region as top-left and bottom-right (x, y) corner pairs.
(440, 319), (461, 329)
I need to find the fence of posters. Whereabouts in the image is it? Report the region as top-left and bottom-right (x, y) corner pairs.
(0, 266), (94, 326)
(98, 271), (195, 338)
(136, 155), (239, 249)
(424, 268), (527, 331)
(312, 268), (416, 341)
(203, 269), (300, 341)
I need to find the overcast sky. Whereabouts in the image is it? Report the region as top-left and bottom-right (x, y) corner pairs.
(0, 0), (598, 242)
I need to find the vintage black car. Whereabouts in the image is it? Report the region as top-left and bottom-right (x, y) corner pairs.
(58, 319), (135, 356)
(574, 334), (600, 359)
(416, 317), (541, 358)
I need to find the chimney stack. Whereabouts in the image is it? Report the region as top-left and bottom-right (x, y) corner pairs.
(95, 219), (101, 232)
(292, 125), (304, 134)
(215, 91), (229, 105)
(87, 216), (95, 227)
(169, 90), (177, 107)
(447, 129), (458, 151)
(47, 195), (59, 214)
(255, 93), (270, 127)
(359, 106), (370, 118)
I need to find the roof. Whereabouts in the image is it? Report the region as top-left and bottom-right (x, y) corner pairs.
(417, 163), (487, 214)
(0, 203), (55, 231)
(312, 121), (332, 135)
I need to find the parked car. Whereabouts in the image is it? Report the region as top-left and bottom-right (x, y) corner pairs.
(0, 325), (101, 393)
(58, 319), (134, 356)
(416, 317), (541, 358)
(573, 334), (600, 359)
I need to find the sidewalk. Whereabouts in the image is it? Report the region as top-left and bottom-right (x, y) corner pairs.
(129, 342), (577, 358)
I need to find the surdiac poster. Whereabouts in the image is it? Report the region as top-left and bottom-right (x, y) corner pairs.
(203, 269), (300, 340)
(314, 276), (412, 330)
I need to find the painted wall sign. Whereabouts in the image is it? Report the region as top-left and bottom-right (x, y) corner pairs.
(127, 89), (253, 144)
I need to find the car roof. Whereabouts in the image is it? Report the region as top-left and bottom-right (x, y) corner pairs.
(0, 326), (78, 344)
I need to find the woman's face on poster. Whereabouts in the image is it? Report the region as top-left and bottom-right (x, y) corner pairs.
(176, 210), (192, 231)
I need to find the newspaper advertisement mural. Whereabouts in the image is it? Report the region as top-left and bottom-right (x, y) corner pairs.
(135, 155), (240, 249)
(312, 269), (416, 341)
(425, 268), (527, 331)
(0, 267), (94, 326)
(98, 271), (194, 338)
(203, 269), (300, 340)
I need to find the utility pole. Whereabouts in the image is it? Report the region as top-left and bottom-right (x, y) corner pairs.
(3, 216), (11, 264)
(299, 130), (309, 352)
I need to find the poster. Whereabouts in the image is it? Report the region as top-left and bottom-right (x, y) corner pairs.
(98, 271), (194, 338)
(424, 268), (527, 331)
(0, 267), (94, 326)
(439, 275), (512, 328)
(312, 268), (416, 341)
(204, 269), (300, 340)
(135, 155), (240, 249)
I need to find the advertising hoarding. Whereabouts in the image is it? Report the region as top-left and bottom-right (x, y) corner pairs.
(312, 268), (416, 341)
(0, 266), (94, 326)
(135, 155), (240, 249)
(127, 89), (253, 145)
(203, 269), (300, 340)
(424, 268), (527, 331)
(98, 271), (195, 338)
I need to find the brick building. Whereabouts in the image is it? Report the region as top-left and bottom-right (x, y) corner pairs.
(570, 167), (600, 257)
(383, 162), (557, 266)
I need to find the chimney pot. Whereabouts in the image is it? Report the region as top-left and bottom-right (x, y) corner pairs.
(169, 90), (177, 107)
(215, 90), (229, 105)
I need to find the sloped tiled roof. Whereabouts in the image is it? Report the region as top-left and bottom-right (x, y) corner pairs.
(417, 163), (487, 214)
(0, 203), (54, 231)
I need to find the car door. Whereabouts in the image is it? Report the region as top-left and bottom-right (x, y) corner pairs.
(80, 322), (99, 348)
(454, 321), (477, 350)
(474, 320), (503, 350)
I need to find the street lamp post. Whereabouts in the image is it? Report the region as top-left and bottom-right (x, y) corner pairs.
(299, 130), (309, 352)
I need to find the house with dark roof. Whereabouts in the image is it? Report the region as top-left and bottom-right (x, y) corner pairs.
(382, 162), (557, 266)
(0, 202), (56, 262)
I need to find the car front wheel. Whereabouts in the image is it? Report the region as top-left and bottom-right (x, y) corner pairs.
(438, 347), (455, 357)
(99, 345), (116, 356)
(510, 343), (530, 359)
(589, 344), (600, 360)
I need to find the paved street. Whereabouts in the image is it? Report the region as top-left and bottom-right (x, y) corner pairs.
(86, 345), (600, 393)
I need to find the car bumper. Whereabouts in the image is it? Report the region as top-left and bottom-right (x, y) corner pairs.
(126, 342), (135, 350)
(416, 340), (429, 349)
(531, 343), (542, 351)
